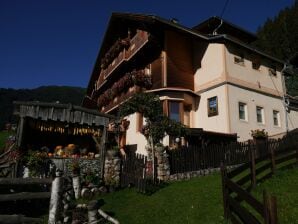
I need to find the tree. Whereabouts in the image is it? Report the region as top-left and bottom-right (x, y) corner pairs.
(119, 92), (187, 179)
(253, 1), (298, 96)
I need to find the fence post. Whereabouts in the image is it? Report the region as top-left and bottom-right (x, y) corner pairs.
(269, 141), (276, 174)
(48, 170), (64, 224)
(263, 190), (278, 224)
(220, 162), (229, 220)
(296, 144), (298, 166)
(249, 141), (257, 188)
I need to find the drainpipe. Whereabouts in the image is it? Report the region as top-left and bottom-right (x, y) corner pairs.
(212, 19), (223, 35)
(281, 64), (289, 133)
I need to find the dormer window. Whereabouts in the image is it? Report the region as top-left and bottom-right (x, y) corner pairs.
(234, 55), (245, 66)
(269, 66), (277, 76)
(252, 60), (261, 70)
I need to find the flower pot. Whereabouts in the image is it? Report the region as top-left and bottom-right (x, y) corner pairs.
(107, 150), (118, 157)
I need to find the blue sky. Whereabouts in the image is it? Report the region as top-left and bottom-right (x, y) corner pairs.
(0, 0), (295, 89)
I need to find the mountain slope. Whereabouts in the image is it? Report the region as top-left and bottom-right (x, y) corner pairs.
(0, 86), (86, 129)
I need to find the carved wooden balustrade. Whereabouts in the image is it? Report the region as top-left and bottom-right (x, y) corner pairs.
(100, 30), (150, 80)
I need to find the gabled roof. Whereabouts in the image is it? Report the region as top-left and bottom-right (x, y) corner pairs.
(192, 16), (257, 43)
(84, 13), (285, 103)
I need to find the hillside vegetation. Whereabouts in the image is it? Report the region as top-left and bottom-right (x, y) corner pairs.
(0, 86), (86, 129)
(254, 1), (298, 96)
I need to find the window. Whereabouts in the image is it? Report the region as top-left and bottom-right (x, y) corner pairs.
(273, 110), (280, 126)
(234, 55), (245, 66)
(169, 101), (180, 122)
(256, 106), (264, 124)
(252, 60), (260, 70)
(208, 96), (218, 117)
(239, 102), (247, 121)
(269, 67), (277, 76)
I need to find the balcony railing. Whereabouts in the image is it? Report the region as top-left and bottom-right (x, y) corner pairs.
(102, 50), (126, 79)
(101, 86), (141, 113)
(125, 30), (149, 60)
(100, 30), (150, 80)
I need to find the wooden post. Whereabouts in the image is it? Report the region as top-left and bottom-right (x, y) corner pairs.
(263, 190), (278, 224)
(48, 170), (64, 224)
(269, 143), (276, 174)
(296, 145), (298, 166)
(220, 162), (229, 219)
(72, 175), (81, 199)
(16, 116), (25, 147)
(88, 200), (100, 224)
(249, 142), (257, 188)
(100, 126), (107, 180)
(98, 209), (120, 224)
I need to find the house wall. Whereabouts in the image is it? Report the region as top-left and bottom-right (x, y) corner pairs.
(228, 85), (286, 141)
(194, 43), (226, 92)
(125, 113), (147, 155)
(151, 54), (163, 89)
(165, 30), (193, 90)
(225, 44), (284, 97)
(288, 110), (298, 131)
(195, 85), (230, 133)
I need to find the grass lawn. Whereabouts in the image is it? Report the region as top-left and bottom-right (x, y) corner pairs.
(97, 173), (226, 224)
(251, 166), (298, 224)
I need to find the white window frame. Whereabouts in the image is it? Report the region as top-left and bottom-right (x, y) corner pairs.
(256, 106), (265, 124)
(238, 102), (248, 121)
(273, 110), (281, 127)
(234, 55), (245, 66)
(252, 60), (261, 70)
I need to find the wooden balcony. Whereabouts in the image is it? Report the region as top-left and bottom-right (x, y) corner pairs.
(101, 30), (150, 80)
(102, 50), (126, 79)
(100, 86), (141, 113)
(125, 30), (149, 60)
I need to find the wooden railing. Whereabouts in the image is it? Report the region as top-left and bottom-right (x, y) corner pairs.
(125, 30), (149, 60)
(0, 177), (52, 223)
(221, 133), (298, 224)
(102, 50), (126, 79)
(100, 30), (150, 81)
(101, 86), (141, 113)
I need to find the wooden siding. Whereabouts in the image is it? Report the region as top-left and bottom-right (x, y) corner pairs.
(151, 55), (163, 89)
(165, 30), (194, 90)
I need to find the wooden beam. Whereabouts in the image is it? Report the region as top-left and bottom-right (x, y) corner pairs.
(0, 215), (42, 224)
(0, 178), (52, 186)
(0, 192), (51, 202)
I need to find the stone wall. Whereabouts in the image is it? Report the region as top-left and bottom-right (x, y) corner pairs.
(51, 158), (102, 176)
(156, 148), (170, 181)
(103, 153), (121, 187)
(169, 168), (220, 181)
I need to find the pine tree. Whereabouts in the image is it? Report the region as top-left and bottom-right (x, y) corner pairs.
(254, 2), (298, 96)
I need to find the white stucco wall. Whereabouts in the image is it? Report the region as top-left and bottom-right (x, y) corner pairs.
(125, 113), (147, 155)
(194, 43), (225, 92)
(288, 110), (298, 131)
(228, 85), (286, 141)
(195, 85), (230, 133)
(225, 45), (284, 95)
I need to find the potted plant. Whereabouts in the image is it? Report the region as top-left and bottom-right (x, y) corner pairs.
(25, 150), (48, 177)
(155, 143), (164, 153)
(105, 178), (118, 192)
(107, 145), (119, 157)
(250, 129), (268, 140)
(70, 159), (80, 176)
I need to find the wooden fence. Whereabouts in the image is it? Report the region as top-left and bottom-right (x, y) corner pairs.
(221, 133), (298, 224)
(0, 177), (52, 223)
(167, 141), (250, 175)
(120, 152), (157, 193)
